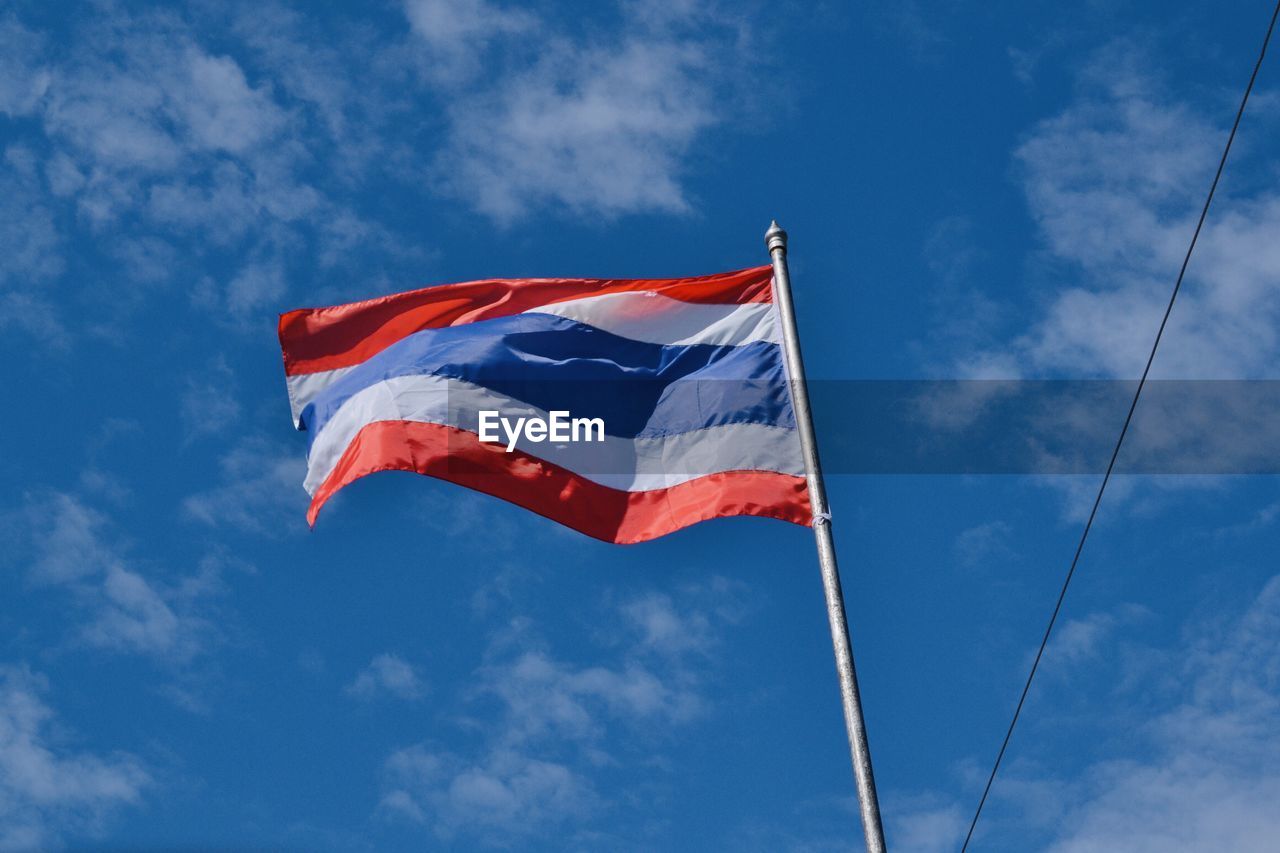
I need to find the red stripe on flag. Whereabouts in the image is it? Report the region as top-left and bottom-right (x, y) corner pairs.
(307, 419), (810, 543)
(279, 265), (774, 377)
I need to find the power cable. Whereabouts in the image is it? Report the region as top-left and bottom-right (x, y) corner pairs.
(959, 2), (1280, 848)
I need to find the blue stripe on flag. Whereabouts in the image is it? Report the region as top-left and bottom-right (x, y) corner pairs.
(300, 312), (796, 445)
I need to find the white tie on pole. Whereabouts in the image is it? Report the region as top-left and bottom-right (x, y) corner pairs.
(766, 221), (887, 853)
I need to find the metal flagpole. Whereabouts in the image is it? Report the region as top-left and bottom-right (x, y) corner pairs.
(766, 221), (887, 853)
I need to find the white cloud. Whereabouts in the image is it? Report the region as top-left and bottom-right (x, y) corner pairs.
(0, 146), (67, 347)
(0, 5), (412, 342)
(43, 17), (323, 315)
(379, 584), (741, 842)
(346, 654), (427, 702)
(145, 162), (261, 246)
(41, 16), (290, 178)
(0, 665), (149, 850)
(972, 44), (1280, 380)
(911, 573), (1280, 851)
(953, 520), (1015, 568)
(82, 565), (188, 659)
(183, 436), (308, 536)
(1, 0), (749, 351)
(180, 357), (242, 442)
(29, 494), (113, 585)
(422, 0), (742, 222)
(10, 8), (304, 330)
(381, 746), (595, 843)
(228, 3), (423, 187)
(0, 292), (68, 350)
(403, 0), (536, 83)
(16, 492), (223, 665)
(1216, 498), (1280, 536)
(108, 236), (179, 290)
(0, 148), (62, 281)
(877, 1), (948, 62)
(375, 642), (638, 843)
(1046, 608), (1135, 667)
(932, 42), (1280, 526)
(615, 580), (749, 658)
(230, 5), (359, 141)
(1038, 574), (1280, 851)
(439, 37), (714, 222)
(174, 50), (287, 154)
(621, 592), (712, 657)
(403, 0), (534, 47)
(0, 15), (49, 117)
(223, 257), (289, 320)
(480, 649), (700, 748)
(889, 797), (968, 853)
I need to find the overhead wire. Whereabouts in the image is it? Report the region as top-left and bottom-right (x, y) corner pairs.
(959, 2), (1280, 849)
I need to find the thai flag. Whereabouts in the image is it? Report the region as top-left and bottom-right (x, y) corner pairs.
(278, 265), (811, 543)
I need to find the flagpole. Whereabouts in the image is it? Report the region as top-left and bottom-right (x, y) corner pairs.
(766, 221), (887, 853)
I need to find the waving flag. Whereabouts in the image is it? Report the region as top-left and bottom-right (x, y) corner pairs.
(278, 265), (811, 543)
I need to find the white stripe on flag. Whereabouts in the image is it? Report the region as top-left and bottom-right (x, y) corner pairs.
(304, 374), (803, 496)
(523, 291), (779, 347)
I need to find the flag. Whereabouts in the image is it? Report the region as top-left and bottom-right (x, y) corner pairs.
(278, 265), (811, 543)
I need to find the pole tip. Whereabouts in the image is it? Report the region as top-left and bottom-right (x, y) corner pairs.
(765, 220), (787, 253)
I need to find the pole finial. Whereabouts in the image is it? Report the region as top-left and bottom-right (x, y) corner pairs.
(765, 220), (787, 253)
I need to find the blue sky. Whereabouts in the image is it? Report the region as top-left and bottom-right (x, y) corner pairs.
(3, 0), (1280, 850)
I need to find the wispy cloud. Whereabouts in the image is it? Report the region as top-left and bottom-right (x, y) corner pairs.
(403, 0), (537, 84)
(930, 40), (1280, 527)
(0, 4), (414, 341)
(436, 38), (713, 222)
(416, 0), (747, 222)
(28, 492), (112, 585)
(887, 794), (968, 853)
(0, 665), (149, 850)
(0, 145), (68, 348)
(180, 357), (242, 444)
(953, 520), (1015, 568)
(346, 654), (427, 702)
(378, 581), (742, 844)
(1, 0), (750, 348)
(1038, 574), (1280, 851)
(1033, 603), (1151, 672)
(0, 15), (49, 118)
(381, 745), (596, 842)
(183, 436), (307, 536)
(967, 42), (1280, 380)
(619, 590), (721, 658)
(479, 647), (703, 748)
(901, 573), (1280, 851)
(876, 0), (948, 62)
(14, 492), (226, 666)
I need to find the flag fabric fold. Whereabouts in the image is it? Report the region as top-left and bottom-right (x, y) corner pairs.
(278, 265), (812, 543)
